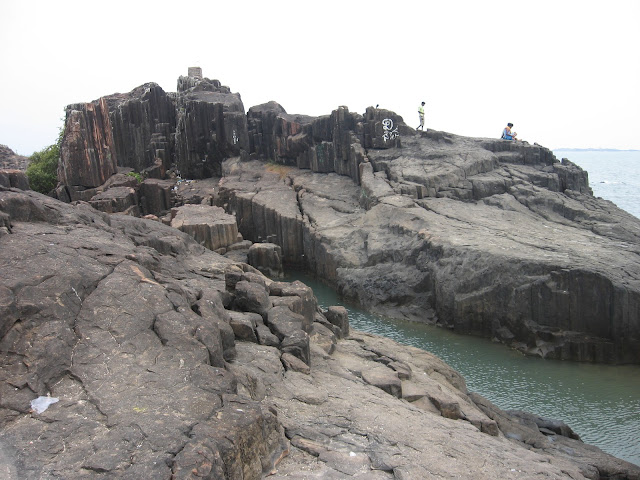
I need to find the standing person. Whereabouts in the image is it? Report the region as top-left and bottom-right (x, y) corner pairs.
(501, 122), (517, 140)
(417, 101), (425, 131)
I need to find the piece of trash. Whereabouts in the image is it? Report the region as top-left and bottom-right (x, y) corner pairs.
(349, 452), (356, 457)
(30, 396), (59, 414)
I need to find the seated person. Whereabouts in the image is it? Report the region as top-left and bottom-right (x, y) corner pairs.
(501, 122), (518, 140)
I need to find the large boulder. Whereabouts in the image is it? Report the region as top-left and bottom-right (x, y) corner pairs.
(0, 170), (29, 190)
(247, 242), (284, 278)
(170, 204), (239, 251)
(88, 186), (139, 215)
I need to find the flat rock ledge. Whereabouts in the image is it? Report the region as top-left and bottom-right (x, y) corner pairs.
(0, 188), (638, 479)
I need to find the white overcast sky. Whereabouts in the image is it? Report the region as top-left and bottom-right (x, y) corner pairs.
(1, 0), (639, 156)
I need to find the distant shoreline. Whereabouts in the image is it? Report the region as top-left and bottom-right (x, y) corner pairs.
(554, 148), (640, 152)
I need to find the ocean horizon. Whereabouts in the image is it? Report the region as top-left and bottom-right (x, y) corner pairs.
(553, 149), (640, 219)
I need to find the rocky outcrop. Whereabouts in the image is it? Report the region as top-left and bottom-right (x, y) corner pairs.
(58, 78), (410, 202)
(217, 131), (640, 365)
(247, 242), (284, 278)
(1, 188), (638, 478)
(170, 204), (239, 252)
(0, 145), (29, 171)
(105, 83), (177, 174)
(54, 73), (639, 365)
(59, 97), (118, 189)
(0, 170), (29, 191)
(175, 77), (249, 179)
(0, 188), (323, 478)
(58, 73), (248, 194)
(239, 330), (640, 479)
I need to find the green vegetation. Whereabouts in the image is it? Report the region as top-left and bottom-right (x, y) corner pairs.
(26, 144), (60, 194)
(127, 171), (143, 183)
(26, 125), (63, 194)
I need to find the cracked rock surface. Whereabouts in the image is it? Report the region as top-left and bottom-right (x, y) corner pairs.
(218, 132), (640, 364)
(1, 188), (639, 479)
(235, 332), (640, 479)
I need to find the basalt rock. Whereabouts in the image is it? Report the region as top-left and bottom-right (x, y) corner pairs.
(0, 170), (29, 191)
(247, 242), (284, 278)
(0, 145), (29, 171)
(59, 97), (118, 188)
(1, 188), (638, 478)
(218, 131), (640, 365)
(139, 178), (175, 215)
(105, 83), (177, 174)
(88, 185), (139, 215)
(175, 77), (249, 179)
(58, 74), (249, 197)
(53, 73), (640, 366)
(170, 204), (239, 251)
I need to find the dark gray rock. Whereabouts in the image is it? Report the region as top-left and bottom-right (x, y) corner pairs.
(175, 78), (249, 179)
(88, 186), (139, 215)
(281, 352), (311, 375)
(106, 83), (177, 174)
(269, 280), (316, 332)
(506, 410), (581, 440)
(170, 204), (239, 251)
(228, 311), (259, 343)
(0, 145), (29, 171)
(248, 242), (284, 278)
(280, 329), (311, 366)
(60, 98), (118, 188)
(361, 366), (402, 398)
(3, 147), (639, 480)
(220, 131), (640, 364)
(233, 280), (272, 319)
(0, 189), (286, 478)
(267, 305), (305, 340)
(0, 170), (29, 190)
(324, 305), (350, 339)
(139, 178), (175, 215)
(256, 324), (281, 348)
(309, 322), (337, 355)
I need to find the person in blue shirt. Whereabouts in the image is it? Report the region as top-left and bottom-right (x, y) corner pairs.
(501, 123), (517, 140)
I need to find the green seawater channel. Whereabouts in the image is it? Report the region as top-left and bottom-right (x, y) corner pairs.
(284, 271), (640, 467)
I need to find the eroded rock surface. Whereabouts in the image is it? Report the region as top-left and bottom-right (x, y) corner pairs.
(217, 132), (640, 364)
(0, 145), (29, 171)
(1, 187), (638, 479)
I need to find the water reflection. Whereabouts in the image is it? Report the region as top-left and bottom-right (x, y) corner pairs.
(285, 271), (640, 466)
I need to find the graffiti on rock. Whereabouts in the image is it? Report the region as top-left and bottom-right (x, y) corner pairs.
(382, 119), (399, 142)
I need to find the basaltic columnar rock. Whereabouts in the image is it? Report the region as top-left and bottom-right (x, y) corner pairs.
(54, 69), (640, 365)
(1, 70), (639, 479)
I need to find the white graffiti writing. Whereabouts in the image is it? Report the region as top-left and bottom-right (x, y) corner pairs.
(382, 118), (399, 142)
(233, 130), (239, 145)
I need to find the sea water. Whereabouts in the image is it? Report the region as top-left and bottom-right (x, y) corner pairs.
(283, 150), (640, 466)
(287, 273), (640, 467)
(554, 149), (640, 219)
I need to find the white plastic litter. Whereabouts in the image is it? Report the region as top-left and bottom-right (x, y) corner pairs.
(30, 396), (59, 414)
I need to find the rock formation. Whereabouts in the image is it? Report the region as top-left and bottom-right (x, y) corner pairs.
(0, 145), (29, 171)
(218, 134), (640, 364)
(52, 71), (640, 365)
(0, 169), (29, 191)
(1, 186), (638, 479)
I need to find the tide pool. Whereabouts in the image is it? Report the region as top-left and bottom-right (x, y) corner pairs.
(287, 271), (640, 467)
